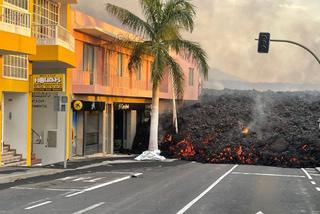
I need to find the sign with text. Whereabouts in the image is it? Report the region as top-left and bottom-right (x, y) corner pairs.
(31, 74), (65, 92)
(72, 101), (105, 111)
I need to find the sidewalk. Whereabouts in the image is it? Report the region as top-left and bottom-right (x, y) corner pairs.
(0, 154), (138, 184)
(0, 167), (63, 184)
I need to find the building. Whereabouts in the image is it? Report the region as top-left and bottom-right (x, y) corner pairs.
(0, 3), (200, 166)
(71, 10), (200, 157)
(0, 0), (77, 166)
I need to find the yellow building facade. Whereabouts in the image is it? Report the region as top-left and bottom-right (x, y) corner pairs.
(0, 0), (77, 166)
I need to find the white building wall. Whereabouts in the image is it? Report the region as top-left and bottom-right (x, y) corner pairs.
(32, 92), (66, 165)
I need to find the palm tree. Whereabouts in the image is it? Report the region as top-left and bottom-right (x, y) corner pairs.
(106, 0), (208, 157)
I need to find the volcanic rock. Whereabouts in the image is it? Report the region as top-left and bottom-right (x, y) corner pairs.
(159, 89), (320, 168)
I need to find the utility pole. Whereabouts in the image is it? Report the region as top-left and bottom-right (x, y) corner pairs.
(256, 32), (320, 65)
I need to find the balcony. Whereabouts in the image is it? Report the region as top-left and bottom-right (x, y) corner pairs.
(30, 24), (76, 68)
(0, 4), (31, 36)
(72, 65), (152, 98)
(32, 24), (75, 52)
(0, 3), (36, 55)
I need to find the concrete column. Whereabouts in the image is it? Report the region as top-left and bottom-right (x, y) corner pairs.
(102, 106), (107, 156)
(76, 111), (84, 156)
(26, 92), (32, 166)
(106, 104), (114, 154)
(126, 110), (137, 150)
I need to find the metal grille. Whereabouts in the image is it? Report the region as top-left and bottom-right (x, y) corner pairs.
(4, 0), (29, 10)
(1, 3), (31, 28)
(33, 0), (58, 27)
(3, 54), (28, 80)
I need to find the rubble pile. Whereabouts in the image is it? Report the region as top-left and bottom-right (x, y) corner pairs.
(160, 90), (320, 167)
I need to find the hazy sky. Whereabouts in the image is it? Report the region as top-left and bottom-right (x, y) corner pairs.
(74, 0), (320, 84)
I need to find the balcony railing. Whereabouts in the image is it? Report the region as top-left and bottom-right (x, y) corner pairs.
(0, 4), (31, 36)
(72, 64), (150, 91)
(32, 24), (75, 51)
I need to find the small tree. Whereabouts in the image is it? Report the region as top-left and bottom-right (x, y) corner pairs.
(106, 0), (208, 158)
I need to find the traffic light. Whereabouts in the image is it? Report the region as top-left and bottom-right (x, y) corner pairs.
(258, 32), (270, 53)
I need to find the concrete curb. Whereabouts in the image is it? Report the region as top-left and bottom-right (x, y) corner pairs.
(0, 169), (64, 184)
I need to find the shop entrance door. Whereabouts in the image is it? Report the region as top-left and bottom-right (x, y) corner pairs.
(84, 111), (100, 155)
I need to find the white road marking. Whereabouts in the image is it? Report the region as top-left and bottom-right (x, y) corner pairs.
(26, 198), (51, 206)
(316, 187), (320, 192)
(11, 187), (37, 190)
(231, 172), (305, 178)
(11, 186), (81, 192)
(176, 165), (238, 214)
(311, 181), (316, 185)
(57, 176), (77, 181)
(65, 173), (143, 198)
(256, 211), (264, 214)
(72, 202), (105, 214)
(25, 201), (52, 210)
(83, 177), (104, 183)
(310, 174), (320, 177)
(302, 168), (313, 180)
(73, 177), (91, 181)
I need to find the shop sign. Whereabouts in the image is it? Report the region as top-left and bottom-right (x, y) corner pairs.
(118, 104), (130, 110)
(72, 100), (105, 111)
(31, 74), (65, 92)
(115, 103), (151, 111)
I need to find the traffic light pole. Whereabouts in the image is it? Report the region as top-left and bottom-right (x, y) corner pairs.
(255, 38), (320, 65)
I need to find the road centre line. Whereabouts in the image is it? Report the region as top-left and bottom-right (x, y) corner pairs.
(301, 168), (313, 180)
(311, 181), (316, 185)
(231, 172), (305, 178)
(65, 173), (143, 198)
(25, 201), (52, 210)
(316, 187), (320, 192)
(176, 165), (238, 214)
(72, 202), (105, 214)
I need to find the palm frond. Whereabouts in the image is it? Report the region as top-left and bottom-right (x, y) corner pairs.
(160, 0), (196, 33)
(139, 0), (163, 27)
(150, 46), (167, 86)
(165, 39), (209, 79)
(106, 3), (153, 38)
(128, 41), (151, 72)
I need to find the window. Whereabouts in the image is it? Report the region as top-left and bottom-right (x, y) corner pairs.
(3, 54), (28, 80)
(2, 1), (30, 29)
(103, 49), (110, 86)
(83, 43), (96, 85)
(117, 53), (123, 77)
(33, 0), (59, 25)
(189, 67), (194, 86)
(136, 62), (142, 80)
(33, 0), (59, 39)
(4, 0), (29, 10)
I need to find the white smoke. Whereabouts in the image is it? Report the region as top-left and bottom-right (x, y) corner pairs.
(74, 0), (320, 84)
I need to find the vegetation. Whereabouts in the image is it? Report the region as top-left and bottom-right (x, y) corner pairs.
(106, 0), (209, 152)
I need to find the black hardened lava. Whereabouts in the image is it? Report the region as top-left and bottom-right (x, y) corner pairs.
(160, 89), (320, 168)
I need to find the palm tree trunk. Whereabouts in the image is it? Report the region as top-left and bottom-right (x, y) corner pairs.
(171, 78), (178, 134)
(148, 84), (160, 151)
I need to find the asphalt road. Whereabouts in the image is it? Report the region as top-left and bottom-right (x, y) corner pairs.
(0, 161), (319, 214)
